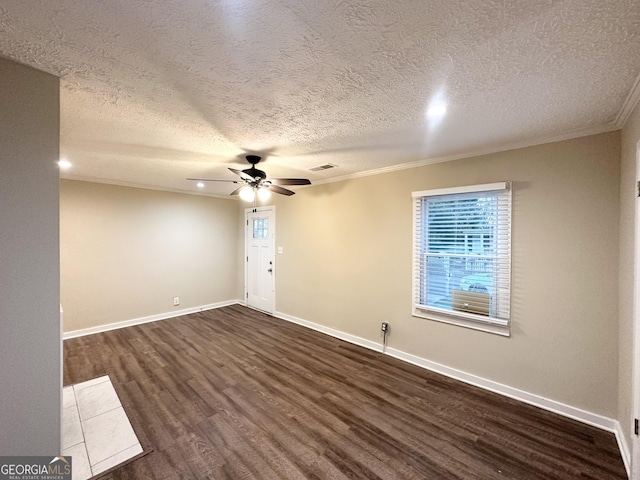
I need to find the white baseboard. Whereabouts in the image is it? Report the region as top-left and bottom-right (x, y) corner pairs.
(385, 347), (619, 430)
(614, 421), (631, 478)
(274, 309), (627, 473)
(63, 300), (241, 339)
(274, 311), (383, 353)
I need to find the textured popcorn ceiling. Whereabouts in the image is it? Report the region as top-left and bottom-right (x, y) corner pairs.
(1, 0), (639, 195)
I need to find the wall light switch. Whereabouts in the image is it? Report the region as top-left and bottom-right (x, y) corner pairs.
(173, 296), (180, 306)
(277, 246), (284, 254)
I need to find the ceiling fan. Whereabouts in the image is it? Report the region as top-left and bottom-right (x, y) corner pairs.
(188, 155), (311, 201)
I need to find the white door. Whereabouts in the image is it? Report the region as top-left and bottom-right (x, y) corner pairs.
(246, 207), (275, 314)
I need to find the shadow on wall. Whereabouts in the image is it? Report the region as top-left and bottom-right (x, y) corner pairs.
(508, 180), (531, 338)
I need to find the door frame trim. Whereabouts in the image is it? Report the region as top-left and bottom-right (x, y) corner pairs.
(244, 206), (276, 315)
(632, 140), (640, 479)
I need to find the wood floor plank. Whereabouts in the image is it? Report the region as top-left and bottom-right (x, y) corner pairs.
(63, 305), (626, 479)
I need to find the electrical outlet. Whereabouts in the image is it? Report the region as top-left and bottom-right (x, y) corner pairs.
(173, 296), (180, 306)
(381, 322), (389, 332)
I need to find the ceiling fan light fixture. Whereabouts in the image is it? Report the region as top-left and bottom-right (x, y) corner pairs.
(257, 186), (271, 201)
(239, 185), (255, 202)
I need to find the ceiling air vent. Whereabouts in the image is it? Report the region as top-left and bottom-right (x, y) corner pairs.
(309, 163), (337, 172)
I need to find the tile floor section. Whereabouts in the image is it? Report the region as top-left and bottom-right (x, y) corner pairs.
(63, 375), (143, 480)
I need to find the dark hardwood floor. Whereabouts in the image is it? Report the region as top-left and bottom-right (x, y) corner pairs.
(64, 304), (627, 479)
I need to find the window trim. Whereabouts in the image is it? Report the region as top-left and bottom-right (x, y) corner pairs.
(411, 182), (512, 336)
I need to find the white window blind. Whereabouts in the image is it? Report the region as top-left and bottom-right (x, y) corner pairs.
(412, 182), (512, 334)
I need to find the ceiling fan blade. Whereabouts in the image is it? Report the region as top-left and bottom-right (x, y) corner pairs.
(187, 178), (239, 183)
(269, 178), (312, 186)
(268, 184), (295, 196)
(229, 168), (255, 182)
(230, 186), (244, 195)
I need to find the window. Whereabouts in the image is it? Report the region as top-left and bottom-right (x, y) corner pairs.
(253, 218), (269, 239)
(412, 182), (512, 335)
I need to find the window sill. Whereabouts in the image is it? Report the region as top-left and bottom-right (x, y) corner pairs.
(412, 307), (510, 337)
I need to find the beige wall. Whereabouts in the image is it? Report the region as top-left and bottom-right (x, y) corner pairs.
(60, 129), (626, 425)
(0, 59), (60, 454)
(60, 180), (241, 332)
(272, 132), (621, 417)
(619, 102), (640, 450)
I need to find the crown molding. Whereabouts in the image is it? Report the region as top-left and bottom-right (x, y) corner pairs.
(63, 114), (627, 195)
(60, 174), (237, 200)
(312, 122), (619, 187)
(615, 70), (640, 129)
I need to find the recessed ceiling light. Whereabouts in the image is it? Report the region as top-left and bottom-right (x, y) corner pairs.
(197, 182), (205, 188)
(426, 104), (447, 119)
(425, 91), (448, 129)
(58, 159), (72, 170)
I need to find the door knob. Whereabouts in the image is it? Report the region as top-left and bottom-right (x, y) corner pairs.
(268, 268), (273, 273)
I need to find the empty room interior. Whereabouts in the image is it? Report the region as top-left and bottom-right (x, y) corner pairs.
(2, 1), (640, 479)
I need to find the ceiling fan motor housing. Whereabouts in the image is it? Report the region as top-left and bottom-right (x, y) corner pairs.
(243, 155), (267, 181)
(243, 167), (267, 180)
